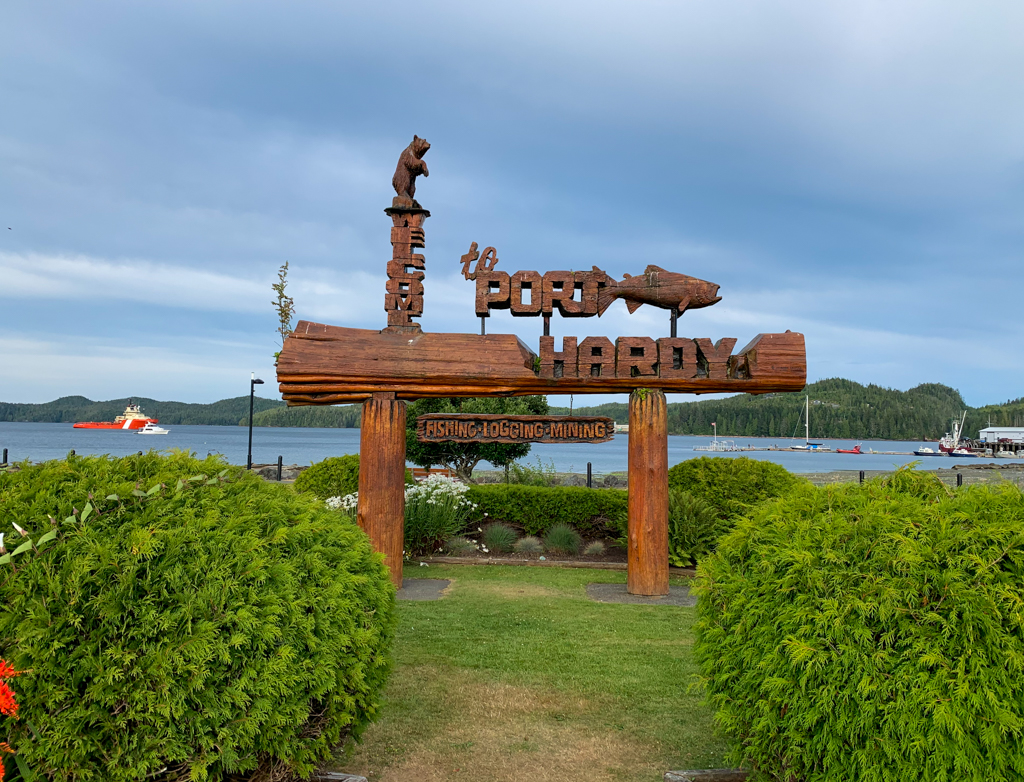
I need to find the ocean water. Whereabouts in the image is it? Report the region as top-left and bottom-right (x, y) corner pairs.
(2, 421), (1018, 473)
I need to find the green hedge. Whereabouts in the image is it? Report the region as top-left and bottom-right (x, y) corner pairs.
(466, 484), (626, 536)
(693, 468), (1024, 781)
(668, 456), (801, 520)
(0, 452), (396, 782)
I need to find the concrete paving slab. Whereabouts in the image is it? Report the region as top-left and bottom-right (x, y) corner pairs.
(587, 583), (696, 606)
(398, 578), (451, 601)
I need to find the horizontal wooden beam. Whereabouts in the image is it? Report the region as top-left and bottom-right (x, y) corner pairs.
(276, 321), (806, 403)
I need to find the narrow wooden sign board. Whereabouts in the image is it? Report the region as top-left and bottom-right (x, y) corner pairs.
(276, 136), (808, 595)
(417, 414), (615, 444)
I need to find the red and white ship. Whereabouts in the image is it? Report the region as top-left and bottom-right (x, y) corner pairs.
(73, 402), (158, 430)
(938, 411), (969, 454)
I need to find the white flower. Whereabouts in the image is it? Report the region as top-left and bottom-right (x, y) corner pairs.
(0, 533), (5, 553)
(12, 523), (27, 537)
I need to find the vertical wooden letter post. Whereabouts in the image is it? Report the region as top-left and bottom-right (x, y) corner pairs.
(357, 392), (407, 588)
(627, 389), (669, 596)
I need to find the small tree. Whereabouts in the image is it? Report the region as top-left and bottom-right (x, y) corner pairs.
(272, 261), (296, 363)
(406, 396), (549, 482)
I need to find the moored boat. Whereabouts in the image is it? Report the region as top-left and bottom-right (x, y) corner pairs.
(73, 401), (158, 430)
(913, 447), (945, 456)
(836, 444), (863, 454)
(137, 423), (169, 435)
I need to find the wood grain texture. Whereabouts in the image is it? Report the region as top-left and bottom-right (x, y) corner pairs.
(416, 414), (615, 443)
(276, 321), (806, 402)
(627, 389), (669, 596)
(356, 393), (406, 589)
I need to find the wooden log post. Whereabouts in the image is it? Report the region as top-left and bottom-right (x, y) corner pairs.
(627, 388), (669, 596)
(357, 392), (407, 589)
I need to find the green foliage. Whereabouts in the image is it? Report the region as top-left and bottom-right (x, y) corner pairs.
(481, 522), (518, 554)
(693, 468), (1024, 781)
(405, 396), (549, 481)
(666, 489), (725, 568)
(294, 454), (361, 499)
(542, 523), (582, 556)
(404, 476), (476, 557)
(0, 452), (395, 782)
(248, 404), (361, 428)
(513, 536), (543, 554)
(466, 484), (626, 536)
(667, 456), (801, 521)
(294, 454), (413, 500)
(272, 260), (296, 349)
(506, 456), (559, 487)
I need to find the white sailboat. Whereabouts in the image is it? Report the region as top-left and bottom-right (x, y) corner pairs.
(790, 395), (828, 451)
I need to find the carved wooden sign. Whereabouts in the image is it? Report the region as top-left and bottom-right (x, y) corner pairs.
(417, 414), (615, 444)
(460, 244), (721, 318)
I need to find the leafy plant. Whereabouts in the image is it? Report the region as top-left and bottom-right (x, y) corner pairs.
(665, 489), (725, 568)
(507, 457), (559, 487)
(693, 467), (1024, 781)
(404, 475), (476, 557)
(582, 541), (605, 557)
(272, 260), (296, 362)
(481, 522), (517, 554)
(466, 484), (626, 537)
(512, 536), (543, 554)
(0, 452), (395, 782)
(543, 523), (582, 557)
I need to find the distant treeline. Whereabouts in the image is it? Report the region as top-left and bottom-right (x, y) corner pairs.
(551, 379), (1022, 441)
(6, 380), (1023, 439)
(245, 405), (361, 428)
(0, 396), (286, 427)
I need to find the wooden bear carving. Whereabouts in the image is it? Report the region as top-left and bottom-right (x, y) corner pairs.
(392, 135), (431, 206)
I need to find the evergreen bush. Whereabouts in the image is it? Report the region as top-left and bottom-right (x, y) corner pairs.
(667, 456), (800, 520)
(466, 485), (625, 536)
(0, 452), (396, 782)
(294, 453), (361, 498)
(693, 468), (1024, 781)
(666, 489), (725, 567)
(295, 454), (413, 500)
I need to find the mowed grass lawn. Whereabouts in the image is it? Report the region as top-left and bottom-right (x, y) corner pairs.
(334, 564), (729, 782)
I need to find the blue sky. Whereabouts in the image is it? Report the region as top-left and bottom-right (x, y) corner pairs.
(1, 1), (1022, 407)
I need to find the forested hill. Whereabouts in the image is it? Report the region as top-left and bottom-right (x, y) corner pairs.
(6, 381), (1022, 439)
(0, 396), (286, 426)
(551, 379), (1010, 440)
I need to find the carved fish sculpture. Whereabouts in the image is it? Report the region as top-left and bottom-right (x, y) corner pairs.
(596, 265), (721, 317)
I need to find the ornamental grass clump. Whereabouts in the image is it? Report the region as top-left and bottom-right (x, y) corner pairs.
(542, 523), (582, 557)
(513, 536), (543, 554)
(404, 474), (475, 557)
(443, 535), (477, 556)
(481, 522), (518, 554)
(0, 452), (396, 782)
(693, 466), (1024, 781)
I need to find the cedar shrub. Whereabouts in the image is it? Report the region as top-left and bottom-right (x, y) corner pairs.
(0, 452), (396, 782)
(693, 467), (1024, 781)
(466, 484), (625, 536)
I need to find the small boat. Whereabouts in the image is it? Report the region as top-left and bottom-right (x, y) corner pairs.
(693, 422), (741, 452)
(913, 447), (945, 456)
(949, 448), (979, 458)
(836, 444), (863, 454)
(789, 395), (830, 451)
(137, 423), (169, 435)
(74, 401), (158, 430)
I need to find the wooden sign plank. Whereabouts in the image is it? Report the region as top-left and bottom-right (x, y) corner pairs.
(417, 414), (615, 444)
(276, 321), (806, 403)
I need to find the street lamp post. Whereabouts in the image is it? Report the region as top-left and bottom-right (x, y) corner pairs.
(248, 373), (264, 470)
